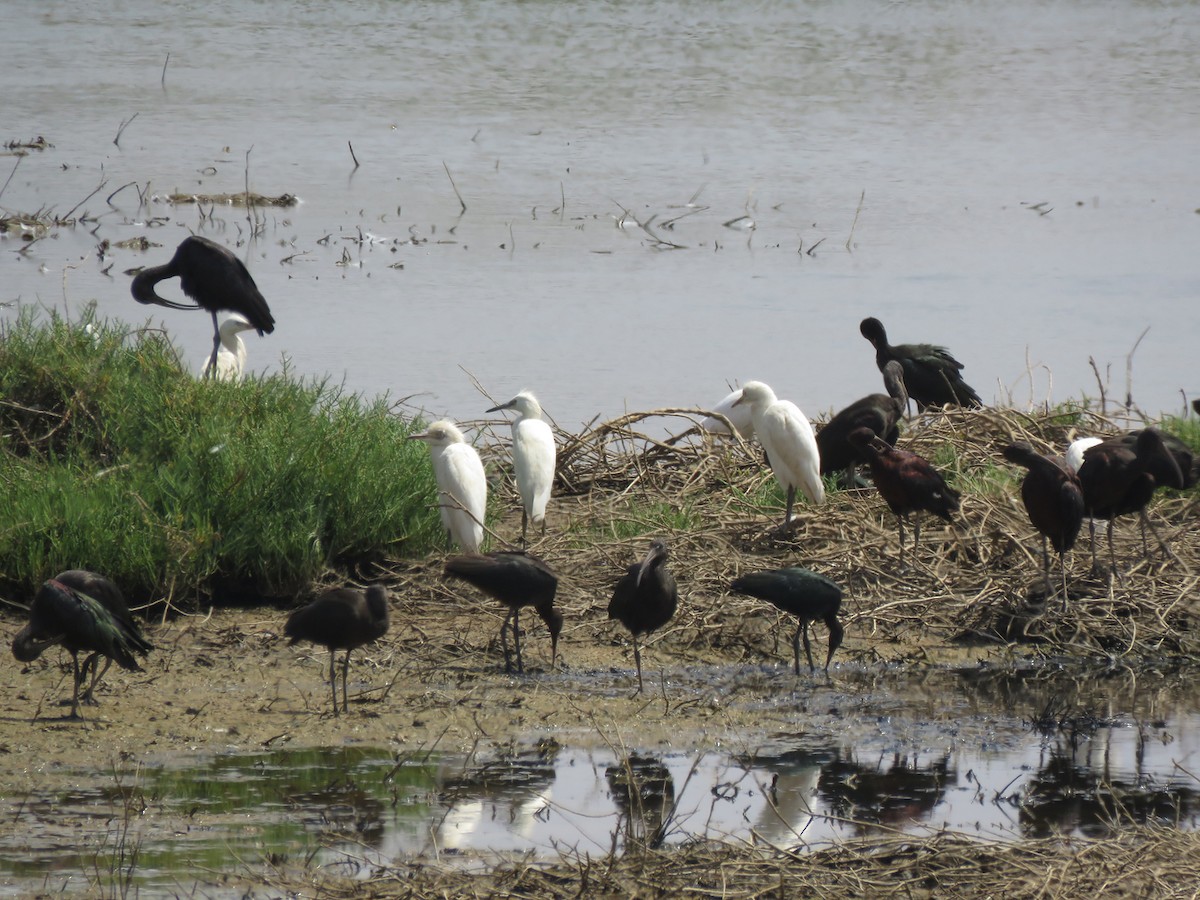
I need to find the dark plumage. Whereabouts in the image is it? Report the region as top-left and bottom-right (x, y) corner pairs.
(131, 235), (275, 378)
(730, 568), (844, 674)
(859, 317), (982, 410)
(444, 552), (562, 674)
(849, 427), (960, 566)
(608, 539), (678, 693)
(1076, 428), (1184, 572)
(1003, 442), (1085, 604)
(1106, 430), (1198, 490)
(285, 585), (390, 716)
(12, 573), (153, 719)
(817, 360), (908, 478)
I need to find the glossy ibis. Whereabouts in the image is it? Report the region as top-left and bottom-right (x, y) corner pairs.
(733, 381), (824, 528)
(444, 551), (562, 673)
(1002, 442), (1085, 604)
(409, 420), (488, 553)
(859, 317), (981, 410)
(1076, 428), (1184, 571)
(487, 390), (556, 546)
(131, 235), (275, 379)
(849, 427), (960, 566)
(817, 361), (908, 481)
(12, 572), (153, 719)
(730, 567), (844, 675)
(608, 539), (678, 693)
(204, 312), (256, 381)
(285, 584), (390, 716)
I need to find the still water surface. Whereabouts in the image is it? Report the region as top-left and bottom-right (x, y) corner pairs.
(2, 0), (1198, 427)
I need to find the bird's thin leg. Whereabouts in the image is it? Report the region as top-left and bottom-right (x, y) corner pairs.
(1140, 510), (1179, 564)
(913, 515), (922, 561)
(328, 650), (339, 717)
(206, 311), (221, 378)
(801, 622), (815, 674)
(80, 653), (108, 706)
(897, 515), (907, 568)
(1040, 535), (1054, 597)
(500, 610), (515, 673)
(342, 650), (351, 713)
(1059, 552), (1070, 612)
(633, 636), (644, 694)
(69, 652), (83, 720)
(1088, 518), (1099, 572)
(513, 608), (524, 674)
(1106, 519), (1121, 582)
(784, 486), (796, 528)
(791, 625), (802, 676)
(521, 510), (528, 548)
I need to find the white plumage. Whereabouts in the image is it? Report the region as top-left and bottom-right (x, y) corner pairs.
(409, 420), (487, 553)
(734, 380), (824, 525)
(700, 387), (756, 439)
(204, 312), (256, 381)
(1065, 436), (1103, 472)
(488, 390), (556, 544)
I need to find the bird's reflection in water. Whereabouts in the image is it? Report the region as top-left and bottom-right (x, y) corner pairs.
(606, 755), (676, 850)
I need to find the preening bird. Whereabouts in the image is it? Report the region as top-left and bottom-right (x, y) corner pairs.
(849, 427), (960, 566)
(700, 387), (756, 439)
(1076, 428), (1185, 572)
(409, 420), (488, 554)
(608, 539), (678, 693)
(131, 235), (275, 379)
(444, 552), (562, 673)
(734, 381), (824, 528)
(487, 390), (556, 546)
(730, 568), (844, 675)
(817, 361), (909, 480)
(1002, 442), (1085, 604)
(285, 584), (390, 716)
(204, 312), (256, 381)
(859, 317), (981, 410)
(12, 572), (153, 719)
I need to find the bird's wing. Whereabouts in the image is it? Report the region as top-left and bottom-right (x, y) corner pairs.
(177, 238), (275, 334)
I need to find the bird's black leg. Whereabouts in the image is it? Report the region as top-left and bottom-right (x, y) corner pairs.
(69, 652), (83, 720)
(500, 610), (515, 673)
(342, 650), (352, 713)
(784, 486), (796, 529)
(1058, 551), (1070, 612)
(791, 624), (802, 676)
(328, 650), (339, 717)
(79, 653), (108, 706)
(633, 636), (644, 694)
(801, 622), (815, 674)
(206, 310), (221, 379)
(1106, 519), (1120, 581)
(513, 608), (524, 674)
(521, 510), (528, 548)
(897, 515), (907, 568)
(1040, 535), (1054, 597)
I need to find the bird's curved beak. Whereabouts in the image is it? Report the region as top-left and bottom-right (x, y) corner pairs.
(635, 543), (663, 588)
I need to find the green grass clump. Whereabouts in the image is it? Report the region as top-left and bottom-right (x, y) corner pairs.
(0, 308), (443, 607)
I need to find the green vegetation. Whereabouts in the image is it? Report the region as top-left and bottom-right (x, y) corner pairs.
(0, 308), (444, 607)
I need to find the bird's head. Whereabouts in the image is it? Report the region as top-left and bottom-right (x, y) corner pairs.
(1002, 442), (1038, 468)
(218, 312), (256, 338)
(408, 420), (466, 448)
(847, 427), (882, 455)
(733, 381), (774, 410)
(859, 317), (887, 346)
(487, 389), (542, 419)
(635, 539), (669, 587)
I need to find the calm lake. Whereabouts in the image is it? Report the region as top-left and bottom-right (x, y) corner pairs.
(2, 0), (1198, 429)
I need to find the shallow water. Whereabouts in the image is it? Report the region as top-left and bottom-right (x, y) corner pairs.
(3, 662), (1199, 893)
(2, 0), (1199, 428)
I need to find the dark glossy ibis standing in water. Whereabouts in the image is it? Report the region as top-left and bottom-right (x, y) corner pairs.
(817, 361), (909, 482)
(1076, 428), (1184, 572)
(1002, 442), (1085, 605)
(443, 552), (562, 673)
(848, 427), (961, 567)
(285, 585), (390, 716)
(608, 539), (678, 693)
(12, 572), (153, 719)
(859, 317), (982, 410)
(729, 568), (844, 675)
(131, 235), (275, 378)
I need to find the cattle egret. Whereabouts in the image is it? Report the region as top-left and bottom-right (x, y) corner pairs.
(859, 317), (981, 409)
(734, 381), (824, 527)
(730, 568), (844, 675)
(700, 387), (756, 439)
(608, 539), (678, 693)
(409, 420), (488, 554)
(1064, 436), (1103, 473)
(204, 312), (256, 381)
(444, 552), (562, 673)
(131, 235), (275, 379)
(487, 390), (556, 545)
(285, 585), (390, 716)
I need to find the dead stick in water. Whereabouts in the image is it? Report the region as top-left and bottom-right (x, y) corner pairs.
(443, 162), (466, 213)
(348, 141), (360, 169)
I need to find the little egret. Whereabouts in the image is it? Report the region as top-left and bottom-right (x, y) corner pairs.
(729, 567), (844, 675)
(817, 361), (908, 481)
(1002, 442), (1085, 604)
(849, 427), (960, 566)
(131, 235), (275, 379)
(285, 585), (390, 716)
(12, 574), (153, 720)
(444, 551), (562, 673)
(204, 312), (256, 381)
(733, 381), (824, 528)
(487, 390), (556, 545)
(608, 539), (678, 693)
(859, 317), (981, 410)
(409, 420), (488, 554)
(700, 387), (756, 439)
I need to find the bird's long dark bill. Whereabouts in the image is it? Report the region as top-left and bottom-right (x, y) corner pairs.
(486, 400), (515, 413)
(634, 545), (663, 588)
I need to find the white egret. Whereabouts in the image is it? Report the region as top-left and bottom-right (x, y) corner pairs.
(487, 390), (556, 545)
(204, 312), (256, 381)
(409, 420), (487, 553)
(1064, 436), (1102, 472)
(700, 387), (756, 439)
(734, 381), (824, 527)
